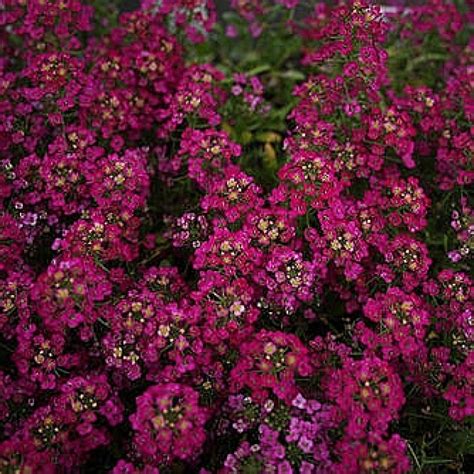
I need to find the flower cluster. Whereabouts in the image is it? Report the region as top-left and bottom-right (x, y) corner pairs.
(0, 0), (472, 472)
(219, 393), (336, 473)
(447, 197), (473, 264)
(230, 330), (313, 403)
(129, 383), (209, 464)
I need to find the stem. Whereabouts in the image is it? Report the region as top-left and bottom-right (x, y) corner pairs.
(407, 442), (422, 472)
(406, 53), (448, 73)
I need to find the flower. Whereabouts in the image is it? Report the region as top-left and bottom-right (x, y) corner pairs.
(130, 383), (209, 463)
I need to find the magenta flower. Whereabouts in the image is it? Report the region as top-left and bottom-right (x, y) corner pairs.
(130, 383), (209, 463)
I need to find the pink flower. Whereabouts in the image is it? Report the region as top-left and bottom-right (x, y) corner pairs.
(130, 383), (209, 463)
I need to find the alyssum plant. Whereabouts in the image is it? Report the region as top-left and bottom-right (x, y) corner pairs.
(0, 0), (472, 472)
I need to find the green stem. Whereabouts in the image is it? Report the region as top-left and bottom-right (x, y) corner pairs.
(406, 53), (448, 73)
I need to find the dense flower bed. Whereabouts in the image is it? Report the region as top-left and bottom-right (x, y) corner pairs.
(0, 0), (472, 472)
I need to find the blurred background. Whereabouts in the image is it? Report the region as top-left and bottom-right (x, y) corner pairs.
(119, 0), (429, 13)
